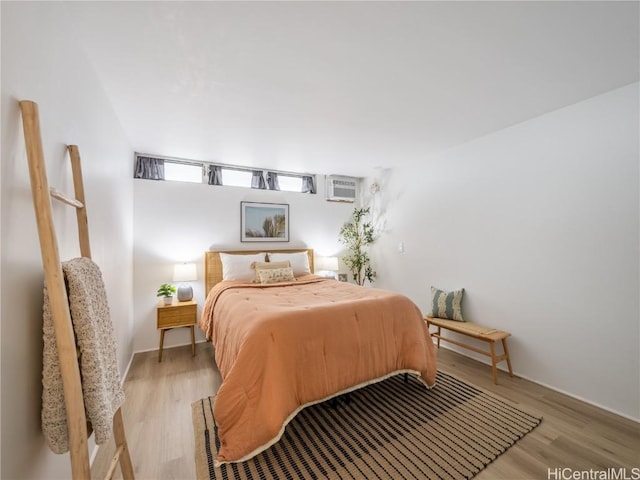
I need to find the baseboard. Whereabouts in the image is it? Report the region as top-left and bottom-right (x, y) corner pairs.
(89, 443), (99, 466)
(438, 344), (640, 423)
(513, 371), (640, 424)
(131, 339), (208, 357)
(120, 348), (135, 386)
(120, 340), (208, 379)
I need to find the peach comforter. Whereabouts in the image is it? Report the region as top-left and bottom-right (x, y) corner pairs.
(200, 275), (437, 465)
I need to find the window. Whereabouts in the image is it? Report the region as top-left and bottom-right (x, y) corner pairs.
(164, 162), (202, 183)
(221, 168), (253, 187)
(278, 175), (303, 193)
(134, 153), (316, 194)
(219, 170), (302, 191)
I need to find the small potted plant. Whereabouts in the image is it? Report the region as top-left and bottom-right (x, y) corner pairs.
(157, 283), (177, 305)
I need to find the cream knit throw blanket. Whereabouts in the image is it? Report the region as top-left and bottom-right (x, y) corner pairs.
(42, 257), (125, 454)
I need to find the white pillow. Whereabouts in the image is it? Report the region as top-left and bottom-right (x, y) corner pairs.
(268, 251), (311, 277)
(219, 252), (267, 281)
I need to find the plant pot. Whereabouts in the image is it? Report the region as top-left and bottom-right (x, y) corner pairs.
(163, 296), (173, 306)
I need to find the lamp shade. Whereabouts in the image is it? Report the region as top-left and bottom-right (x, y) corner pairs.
(173, 263), (197, 282)
(315, 256), (339, 272)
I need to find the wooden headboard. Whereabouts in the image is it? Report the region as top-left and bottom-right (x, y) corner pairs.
(205, 249), (314, 295)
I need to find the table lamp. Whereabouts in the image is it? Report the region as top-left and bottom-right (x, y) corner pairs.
(315, 256), (339, 278)
(173, 262), (197, 302)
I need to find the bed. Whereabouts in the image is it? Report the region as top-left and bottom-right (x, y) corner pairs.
(199, 249), (437, 466)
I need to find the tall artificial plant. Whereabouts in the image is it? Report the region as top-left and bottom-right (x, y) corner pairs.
(339, 207), (377, 286)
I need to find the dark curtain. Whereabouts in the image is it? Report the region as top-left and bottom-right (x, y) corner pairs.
(134, 156), (165, 180)
(266, 172), (280, 191)
(301, 175), (316, 194)
(207, 165), (223, 185)
(251, 171), (266, 189)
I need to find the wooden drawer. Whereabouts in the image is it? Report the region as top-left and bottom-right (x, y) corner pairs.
(157, 302), (197, 329)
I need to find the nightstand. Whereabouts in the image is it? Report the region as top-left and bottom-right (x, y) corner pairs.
(156, 299), (197, 362)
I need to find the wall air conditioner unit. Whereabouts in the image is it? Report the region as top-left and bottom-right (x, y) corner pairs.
(326, 175), (358, 203)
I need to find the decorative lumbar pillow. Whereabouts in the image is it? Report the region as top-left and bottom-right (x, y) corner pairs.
(268, 252), (311, 277)
(219, 252), (267, 281)
(251, 261), (291, 283)
(256, 266), (296, 284)
(429, 286), (465, 321)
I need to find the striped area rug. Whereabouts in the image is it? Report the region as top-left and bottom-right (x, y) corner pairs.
(192, 371), (541, 479)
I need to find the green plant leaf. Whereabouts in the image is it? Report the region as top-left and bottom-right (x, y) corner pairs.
(338, 207), (377, 286)
(156, 283), (177, 297)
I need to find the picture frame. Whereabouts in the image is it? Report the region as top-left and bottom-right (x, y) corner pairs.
(241, 201), (290, 242)
(338, 273), (348, 282)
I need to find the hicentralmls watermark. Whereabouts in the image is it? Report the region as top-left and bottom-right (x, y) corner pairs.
(548, 468), (640, 480)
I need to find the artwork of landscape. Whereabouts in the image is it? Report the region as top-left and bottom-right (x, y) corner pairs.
(241, 202), (289, 242)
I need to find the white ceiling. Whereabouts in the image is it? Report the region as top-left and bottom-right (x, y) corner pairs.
(63, 1), (638, 177)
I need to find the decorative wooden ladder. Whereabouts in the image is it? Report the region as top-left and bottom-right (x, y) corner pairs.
(20, 100), (135, 480)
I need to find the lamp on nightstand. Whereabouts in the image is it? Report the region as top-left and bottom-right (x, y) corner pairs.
(315, 256), (339, 279)
(173, 262), (197, 302)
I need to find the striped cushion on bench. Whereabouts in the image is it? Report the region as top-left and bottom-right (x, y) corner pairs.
(429, 286), (464, 321)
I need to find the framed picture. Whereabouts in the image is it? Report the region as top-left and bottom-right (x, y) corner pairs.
(338, 273), (348, 282)
(241, 201), (290, 242)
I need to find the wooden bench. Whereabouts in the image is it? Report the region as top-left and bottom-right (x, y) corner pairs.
(426, 316), (513, 384)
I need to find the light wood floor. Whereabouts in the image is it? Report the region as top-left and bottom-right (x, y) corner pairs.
(92, 343), (639, 480)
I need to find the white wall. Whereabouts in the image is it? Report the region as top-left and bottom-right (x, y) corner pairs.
(368, 83), (639, 420)
(1, 3), (134, 478)
(133, 177), (356, 352)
